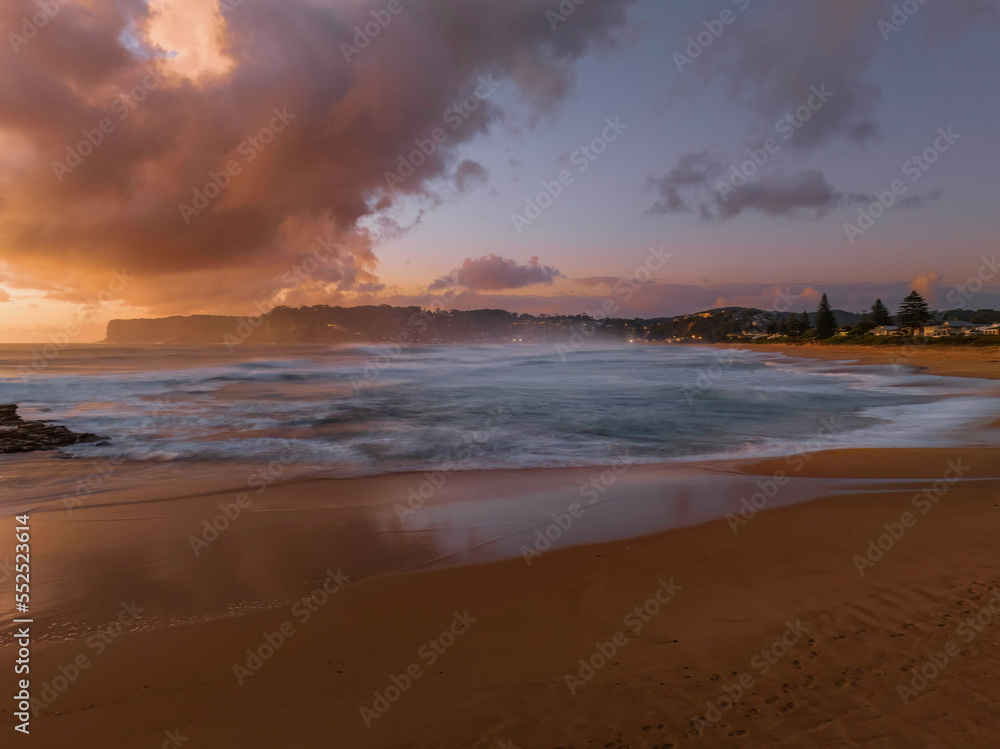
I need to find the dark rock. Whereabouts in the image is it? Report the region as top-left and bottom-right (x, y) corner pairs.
(0, 404), (106, 454)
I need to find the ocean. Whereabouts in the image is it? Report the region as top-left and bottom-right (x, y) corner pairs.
(2, 342), (999, 630)
(1, 343), (997, 474)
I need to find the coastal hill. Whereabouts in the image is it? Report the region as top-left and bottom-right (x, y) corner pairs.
(104, 304), (998, 345)
(104, 304), (851, 345)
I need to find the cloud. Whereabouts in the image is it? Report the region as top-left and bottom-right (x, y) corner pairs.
(646, 151), (722, 214)
(710, 171), (864, 221)
(429, 254), (563, 292)
(895, 189), (943, 211)
(0, 0), (636, 314)
(648, 157), (865, 222)
(647, 148), (948, 223)
(454, 160), (490, 192)
(670, 0), (886, 149)
(574, 276), (620, 289)
(668, 0), (998, 153)
(910, 271), (944, 307)
(917, 0), (1000, 46)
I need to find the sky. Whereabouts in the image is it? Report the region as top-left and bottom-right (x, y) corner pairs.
(1, 0), (999, 342)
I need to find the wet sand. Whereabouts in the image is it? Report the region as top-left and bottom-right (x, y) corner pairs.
(736, 342), (1000, 381)
(0, 445), (999, 747)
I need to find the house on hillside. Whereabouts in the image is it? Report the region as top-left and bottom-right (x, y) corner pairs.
(974, 323), (1000, 335)
(922, 321), (976, 337)
(873, 325), (900, 336)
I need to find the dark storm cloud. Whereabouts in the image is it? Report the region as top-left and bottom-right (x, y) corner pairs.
(0, 0), (636, 312)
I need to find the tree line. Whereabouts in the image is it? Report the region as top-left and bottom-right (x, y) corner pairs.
(766, 290), (933, 339)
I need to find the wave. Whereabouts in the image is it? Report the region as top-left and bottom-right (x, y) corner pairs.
(1, 344), (997, 475)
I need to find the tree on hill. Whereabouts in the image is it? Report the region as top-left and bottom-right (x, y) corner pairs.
(898, 290), (932, 332)
(815, 293), (838, 339)
(870, 298), (892, 326)
(799, 311), (811, 334)
(854, 311), (875, 335)
(766, 317), (778, 335)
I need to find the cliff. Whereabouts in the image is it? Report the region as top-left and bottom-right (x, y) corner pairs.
(105, 315), (245, 344)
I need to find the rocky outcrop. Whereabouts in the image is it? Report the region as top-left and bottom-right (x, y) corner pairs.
(0, 404), (105, 454)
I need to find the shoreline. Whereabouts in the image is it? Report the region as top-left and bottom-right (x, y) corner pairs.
(2, 444), (999, 747)
(6, 438), (1000, 636)
(1, 345), (998, 746)
(720, 341), (1000, 381)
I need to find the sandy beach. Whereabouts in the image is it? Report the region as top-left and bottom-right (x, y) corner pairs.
(4, 1), (999, 745)
(0, 450), (998, 748)
(0, 347), (998, 748)
(736, 342), (1000, 381)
